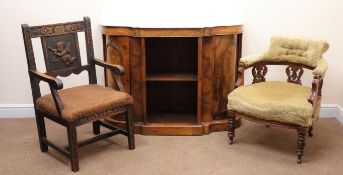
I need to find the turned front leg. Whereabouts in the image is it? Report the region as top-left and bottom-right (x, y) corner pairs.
(297, 127), (307, 164)
(228, 115), (236, 145)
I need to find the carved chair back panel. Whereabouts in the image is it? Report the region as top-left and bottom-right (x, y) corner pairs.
(249, 61), (313, 85)
(41, 33), (82, 74)
(22, 17), (96, 80)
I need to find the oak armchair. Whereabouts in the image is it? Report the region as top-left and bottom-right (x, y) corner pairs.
(227, 36), (329, 163)
(22, 17), (135, 172)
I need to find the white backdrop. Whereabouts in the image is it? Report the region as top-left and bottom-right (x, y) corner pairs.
(0, 0), (342, 106)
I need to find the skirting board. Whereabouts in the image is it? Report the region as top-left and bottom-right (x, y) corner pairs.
(0, 104), (343, 125)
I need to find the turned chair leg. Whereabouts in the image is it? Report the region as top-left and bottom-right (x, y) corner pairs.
(92, 120), (101, 135)
(35, 112), (48, 152)
(297, 128), (306, 164)
(228, 115), (236, 145)
(126, 105), (135, 150)
(67, 123), (79, 172)
(308, 125), (313, 137)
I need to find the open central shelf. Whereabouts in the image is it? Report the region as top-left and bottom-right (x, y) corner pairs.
(145, 37), (198, 124)
(146, 73), (197, 81)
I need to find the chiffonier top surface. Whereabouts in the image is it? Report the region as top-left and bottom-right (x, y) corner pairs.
(101, 25), (243, 37)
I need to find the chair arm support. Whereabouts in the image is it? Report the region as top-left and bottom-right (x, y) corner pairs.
(29, 70), (63, 90)
(93, 58), (125, 75)
(308, 76), (323, 105)
(234, 63), (245, 88)
(29, 70), (64, 116)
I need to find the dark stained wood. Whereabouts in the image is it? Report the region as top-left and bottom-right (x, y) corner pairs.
(30, 21), (85, 38)
(252, 63), (268, 83)
(102, 25), (243, 135)
(297, 127), (307, 164)
(22, 17), (135, 172)
(228, 114), (235, 145)
(41, 33), (82, 74)
(35, 111), (48, 152)
(286, 64), (304, 84)
(67, 123), (79, 171)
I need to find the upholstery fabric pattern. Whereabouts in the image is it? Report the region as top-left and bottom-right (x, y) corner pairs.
(264, 36), (329, 67)
(36, 85), (133, 122)
(227, 81), (313, 127)
(239, 54), (264, 67)
(239, 36), (329, 77)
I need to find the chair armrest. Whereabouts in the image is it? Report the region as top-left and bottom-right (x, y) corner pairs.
(29, 70), (63, 90)
(93, 58), (126, 92)
(29, 70), (64, 116)
(93, 58), (125, 75)
(239, 54), (265, 67)
(312, 59), (328, 77)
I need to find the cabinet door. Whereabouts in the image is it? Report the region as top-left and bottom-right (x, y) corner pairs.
(213, 35), (237, 120)
(202, 35), (238, 121)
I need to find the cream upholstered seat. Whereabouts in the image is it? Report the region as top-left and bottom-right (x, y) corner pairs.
(227, 81), (313, 127)
(36, 85), (134, 122)
(226, 35), (329, 164)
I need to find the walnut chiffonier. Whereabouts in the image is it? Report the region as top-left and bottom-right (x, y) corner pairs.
(101, 24), (243, 135)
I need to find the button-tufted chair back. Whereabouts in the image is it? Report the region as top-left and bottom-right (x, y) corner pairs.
(263, 36), (329, 67)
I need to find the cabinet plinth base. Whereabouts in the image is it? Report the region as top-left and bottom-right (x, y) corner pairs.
(104, 117), (241, 136)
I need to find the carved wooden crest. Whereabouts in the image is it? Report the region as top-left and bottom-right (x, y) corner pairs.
(30, 22), (85, 37)
(252, 64), (268, 83)
(286, 64), (304, 84)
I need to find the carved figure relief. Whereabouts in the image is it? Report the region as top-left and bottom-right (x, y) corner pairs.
(48, 41), (77, 66)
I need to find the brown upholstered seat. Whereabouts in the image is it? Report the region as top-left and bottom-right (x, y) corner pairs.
(36, 85), (134, 122)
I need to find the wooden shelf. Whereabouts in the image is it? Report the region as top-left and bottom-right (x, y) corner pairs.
(146, 73), (197, 81)
(147, 112), (197, 124)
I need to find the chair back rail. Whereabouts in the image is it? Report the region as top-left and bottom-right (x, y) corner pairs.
(238, 61), (316, 86)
